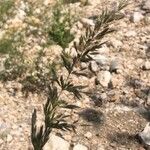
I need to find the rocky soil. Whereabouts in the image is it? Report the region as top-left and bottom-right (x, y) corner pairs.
(0, 0), (150, 150)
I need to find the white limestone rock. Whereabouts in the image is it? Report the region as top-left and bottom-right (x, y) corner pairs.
(43, 134), (70, 150)
(73, 144), (88, 150)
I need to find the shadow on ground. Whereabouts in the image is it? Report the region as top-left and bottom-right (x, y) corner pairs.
(107, 132), (140, 147)
(78, 108), (105, 126)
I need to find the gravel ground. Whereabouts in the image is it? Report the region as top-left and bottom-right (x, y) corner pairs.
(0, 0), (150, 150)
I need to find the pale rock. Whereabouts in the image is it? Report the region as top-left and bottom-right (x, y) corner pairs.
(137, 59), (144, 68)
(70, 25), (76, 35)
(97, 145), (105, 150)
(16, 9), (26, 20)
(2, 22), (8, 29)
(73, 38), (80, 46)
(142, 0), (150, 12)
(87, 0), (101, 5)
(77, 21), (83, 29)
(143, 61), (150, 70)
(45, 45), (63, 57)
(81, 18), (95, 26)
(125, 30), (137, 37)
(81, 62), (88, 69)
(90, 61), (98, 72)
(35, 8), (41, 14)
(73, 144), (88, 150)
(96, 45), (110, 54)
(34, 45), (42, 51)
(0, 30), (5, 39)
(101, 65), (110, 71)
(20, 1), (27, 10)
(140, 36), (147, 43)
(101, 93), (107, 100)
(7, 18), (24, 29)
(0, 57), (5, 72)
(111, 39), (123, 49)
(118, 21), (127, 28)
(41, 39), (47, 45)
(63, 134), (72, 141)
(0, 122), (9, 132)
(130, 12), (144, 23)
(65, 46), (77, 57)
(44, 0), (52, 5)
(110, 60), (121, 73)
(7, 134), (13, 142)
(97, 71), (111, 87)
(12, 124), (19, 130)
(0, 139), (4, 144)
(43, 134), (70, 150)
(136, 58), (144, 65)
(70, 47), (78, 57)
(92, 55), (109, 66)
(84, 132), (92, 139)
(138, 122), (150, 145)
(29, 26), (38, 32)
(75, 101), (83, 107)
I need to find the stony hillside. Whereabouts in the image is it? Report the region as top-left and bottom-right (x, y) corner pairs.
(0, 0), (150, 150)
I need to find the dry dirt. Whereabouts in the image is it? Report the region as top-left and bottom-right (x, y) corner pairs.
(0, 0), (150, 150)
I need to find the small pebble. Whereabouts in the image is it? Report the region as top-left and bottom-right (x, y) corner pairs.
(84, 132), (92, 139)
